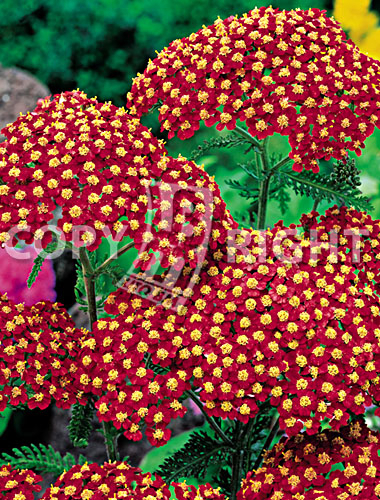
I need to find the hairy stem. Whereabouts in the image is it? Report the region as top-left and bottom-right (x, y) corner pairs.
(79, 247), (97, 327)
(252, 416), (279, 472)
(256, 138), (272, 230)
(79, 247), (118, 462)
(271, 155), (292, 173)
(186, 390), (234, 447)
(94, 241), (134, 275)
(233, 125), (261, 148)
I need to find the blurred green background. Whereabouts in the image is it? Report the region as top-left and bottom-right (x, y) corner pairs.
(1, 0), (380, 228)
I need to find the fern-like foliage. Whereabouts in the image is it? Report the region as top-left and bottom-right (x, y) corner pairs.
(0, 444), (87, 476)
(68, 400), (94, 448)
(190, 134), (254, 161)
(271, 181), (291, 215)
(276, 169), (371, 211)
(225, 179), (258, 200)
(27, 239), (65, 288)
(157, 430), (230, 484)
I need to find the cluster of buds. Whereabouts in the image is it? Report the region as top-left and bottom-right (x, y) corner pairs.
(127, 7), (380, 172)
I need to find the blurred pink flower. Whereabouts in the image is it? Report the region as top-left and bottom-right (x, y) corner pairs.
(188, 398), (202, 416)
(0, 248), (56, 304)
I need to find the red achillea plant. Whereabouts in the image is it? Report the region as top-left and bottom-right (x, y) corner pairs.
(75, 315), (188, 446)
(0, 90), (235, 265)
(78, 254), (279, 436)
(127, 7), (380, 173)
(243, 205), (380, 436)
(0, 465), (42, 500)
(83, 206), (380, 439)
(238, 420), (380, 499)
(0, 292), (86, 411)
(41, 461), (171, 500)
(2, 7), (380, 500)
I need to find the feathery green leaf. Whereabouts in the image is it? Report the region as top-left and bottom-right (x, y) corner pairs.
(68, 400), (94, 448)
(0, 443), (87, 476)
(27, 240), (65, 288)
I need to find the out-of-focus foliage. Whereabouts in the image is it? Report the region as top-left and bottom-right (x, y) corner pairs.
(334, 0), (380, 60)
(0, 0), (326, 106)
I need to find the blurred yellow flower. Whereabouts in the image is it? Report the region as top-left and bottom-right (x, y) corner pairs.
(334, 0), (380, 59)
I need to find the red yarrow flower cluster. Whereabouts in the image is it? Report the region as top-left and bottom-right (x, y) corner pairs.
(238, 420), (380, 499)
(0, 465), (42, 500)
(39, 461), (225, 500)
(127, 7), (380, 172)
(41, 461), (170, 500)
(261, 206), (380, 435)
(88, 206), (380, 440)
(174, 481), (226, 500)
(0, 292), (86, 411)
(0, 90), (235, 268)
(93, 242), (285, 429)
(74, 313), (188, 446)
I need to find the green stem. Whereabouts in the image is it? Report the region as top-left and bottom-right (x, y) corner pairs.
(231, 448), (245, 500)
(79, 247), (97, 327)
(230, 421), (252, 500)
(241, 417), (257, 475)
(78, 247), (118, 462)
(256, 138), (272, 230)
(186, 391), (234, 447)
(252, 416), (279, 472)
(102, 421), (120, 462)
(233, 125), (261, 148)
(94, 241), (134, 275)
(271, 155), (292, 173)
(256, 175), (272, 230)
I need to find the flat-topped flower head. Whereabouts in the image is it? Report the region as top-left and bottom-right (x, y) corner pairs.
(91, 248), (283, 430)
(0, 90), (235, 268)
(238, 420), (380, 499)
(40, 461), (224, 500)
(127, 7), (380, 172)
(41, 462), (171, 500)
(0, 292), (87, 411)
(0, 465), (42, 500)
(74, 313), (188, 446)
(87, 206), (380, 439)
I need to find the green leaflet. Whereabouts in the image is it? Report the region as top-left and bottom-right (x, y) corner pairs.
(27, 240), (65, 289)
(0, 443), (87, 476)
(68, 400), (94, 448)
